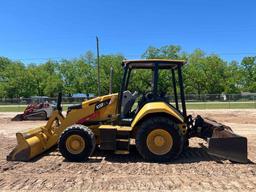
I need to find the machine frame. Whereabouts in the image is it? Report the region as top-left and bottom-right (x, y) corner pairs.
(7, 59), (248, 163)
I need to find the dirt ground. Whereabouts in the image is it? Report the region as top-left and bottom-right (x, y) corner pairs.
(0, 110), (255, 191)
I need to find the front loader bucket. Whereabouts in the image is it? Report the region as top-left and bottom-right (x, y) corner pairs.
(193, 116), (248, 163)
(11, 114), (23, 121)
(8, 98), (64, 161)
(7, 127), (53, 161)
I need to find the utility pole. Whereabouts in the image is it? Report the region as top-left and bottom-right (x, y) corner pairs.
(109, 66), (113, 94)
(96, 36), (101, 96)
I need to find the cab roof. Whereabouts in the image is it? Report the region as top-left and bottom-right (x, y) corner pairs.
(122, 59), (185, 69)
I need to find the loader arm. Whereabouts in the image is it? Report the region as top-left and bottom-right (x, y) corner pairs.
(8, 109), (99, 161)
(7, 111), (64, 161)
(7, 93), (118, 161)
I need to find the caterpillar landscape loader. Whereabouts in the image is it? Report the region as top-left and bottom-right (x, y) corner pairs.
(7, 59), (248, 163)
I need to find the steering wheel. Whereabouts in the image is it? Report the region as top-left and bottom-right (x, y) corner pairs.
(145, 91), (154, 100)
(137, 91), (154, 108)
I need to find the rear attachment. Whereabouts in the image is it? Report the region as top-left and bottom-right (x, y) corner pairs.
(190, 115), (248, 163)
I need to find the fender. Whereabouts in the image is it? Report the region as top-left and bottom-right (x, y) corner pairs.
(131, 102), (184, 128)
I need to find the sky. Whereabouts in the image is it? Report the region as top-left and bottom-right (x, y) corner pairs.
(0, 0), (255, 64)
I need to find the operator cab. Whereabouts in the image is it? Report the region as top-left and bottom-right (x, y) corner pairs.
(119, 59), (187, 125)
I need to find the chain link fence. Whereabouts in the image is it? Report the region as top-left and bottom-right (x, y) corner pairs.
(0, 94), (255, 112)
(175, 93), (256, 109)
(0, 97), (89, 112)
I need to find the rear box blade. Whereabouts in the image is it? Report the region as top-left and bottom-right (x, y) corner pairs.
(208, 134), (248, 163)
(194, 116), (248, 163)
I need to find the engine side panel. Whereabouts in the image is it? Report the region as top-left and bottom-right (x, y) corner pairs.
(67, 93), (118, 124)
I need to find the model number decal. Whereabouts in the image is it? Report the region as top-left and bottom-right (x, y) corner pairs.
(95, 99), (110, 111)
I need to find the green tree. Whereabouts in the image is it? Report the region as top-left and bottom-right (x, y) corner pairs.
(83, 51), (95, 66)
(99, 54), (124, 95)
(241, 56), (256, 92)
(203, 55), (226, 94)
(184, 50), (227, 95)
(141, 45), (183, 95)
(27, 64), (47, 96)
(183, 49), (207, 95)
(0, 57), (13, 97)
(224, 61), (242, 94)
(26, 60), (62, 97)
(0, 47), (255, 98)
(59, 57), (96, 95)
(2, 61), (36, 98)
(142, 45), (182, 59)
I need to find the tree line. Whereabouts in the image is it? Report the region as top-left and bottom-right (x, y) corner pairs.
(0, 45), (255, 98)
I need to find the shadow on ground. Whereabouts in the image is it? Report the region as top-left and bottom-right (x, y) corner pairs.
(51, 144), (252, 164)
(92, 144), (223, 164)
(5, 140), (253, 164)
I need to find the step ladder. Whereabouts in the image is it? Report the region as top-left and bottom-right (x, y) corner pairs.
(99, 125), (132, 154)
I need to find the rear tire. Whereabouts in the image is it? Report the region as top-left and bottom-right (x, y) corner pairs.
(183, 138), (189, 150)
(136, 117), (184, 162)
(59, 124), (95, 162)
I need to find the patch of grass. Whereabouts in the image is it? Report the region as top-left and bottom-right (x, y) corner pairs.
(0, 102), (255, 112)
(185, 102), (256, 109)
(0, 105), (69, 112)
(0, 106), (26, 112)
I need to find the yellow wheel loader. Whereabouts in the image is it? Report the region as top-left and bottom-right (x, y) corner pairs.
(7, 59), (248, 163)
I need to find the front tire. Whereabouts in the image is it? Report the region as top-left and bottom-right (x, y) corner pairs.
(59, 124), (96, 162)
(136, 117), (184, 162)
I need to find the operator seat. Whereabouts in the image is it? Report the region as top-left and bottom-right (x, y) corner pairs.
(121, 90), (138, 118)
(121, 91), (133, 112)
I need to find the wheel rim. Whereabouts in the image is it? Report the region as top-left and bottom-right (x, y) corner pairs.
(146, 129), (173, 155)
(66, 134), (85, 154)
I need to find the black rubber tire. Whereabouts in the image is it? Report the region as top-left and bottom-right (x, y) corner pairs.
(183, 138), (189, 150)
(136, 117), (184, 162)
(58, 124), (96, 162)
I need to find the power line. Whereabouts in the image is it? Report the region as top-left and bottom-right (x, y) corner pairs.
(4, 51), (256, 62)
(210, 52), (256, 56)
(17, 57), (63, 61)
